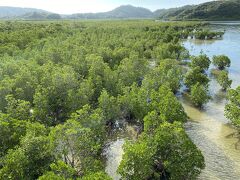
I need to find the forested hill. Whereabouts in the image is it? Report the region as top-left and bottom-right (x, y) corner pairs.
(156, 0), (240, 20)
(1, 1), (240, 20)
(68, 5), (153, 19)
(0, 5), (153, 20)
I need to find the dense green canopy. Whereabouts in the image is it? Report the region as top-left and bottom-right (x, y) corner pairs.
(0, 20), (207, 179)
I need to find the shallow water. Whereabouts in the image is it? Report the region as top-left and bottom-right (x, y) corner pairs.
(104, 122), (138, 180)
(182, 23), (240, 179)
(105, 23), (240, 180)
(104, 139), (124, 180)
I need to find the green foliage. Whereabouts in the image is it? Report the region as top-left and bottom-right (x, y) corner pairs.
(212, 55), (231, 70)
(118, 84), (149, 122)
(38, 172), (66, 180)
(194, 30), (224, 40)
(81, 171), (112, 180)
(216, 71), (232, 91)
(150, 122), (205, 179)
(0, 113), (28, 157)
(118, 141), (155, 180)
(86, 54), (116, 100)
(0, 148), (28, 179)
(98, 90), (121, 124)
(143, 110), (163, 133)
(190, 83), (211, 107)
(0, 123), (53, 179)
(185, 52), (212, 108)
(5, 95), (31, 120)
(118, 122), (205, 179)
(152, 43), (188, 60)
(143, 59), (183, 93)
(150, 85), (187, 123)
(39, 160), (77, 180)
(156, 0), (240, 21)
(70, 105), (107, 144)
(225, 86), (240, 127)
(184, 66), (209, 89)
(50, 161), (76, 178)
(33, 65), (79, 126)
(190, 54), (211, 71)
(0, 21), (206, 179)
(50, 119), (103, 175)
(117, 54), (149, 87)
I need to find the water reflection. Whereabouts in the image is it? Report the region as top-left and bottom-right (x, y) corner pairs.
(187, 39), (219, 45)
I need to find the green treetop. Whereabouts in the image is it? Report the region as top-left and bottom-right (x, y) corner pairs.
(212, 55), (231, 70)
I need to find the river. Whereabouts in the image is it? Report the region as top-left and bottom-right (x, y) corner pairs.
(105, 22), (240, 180)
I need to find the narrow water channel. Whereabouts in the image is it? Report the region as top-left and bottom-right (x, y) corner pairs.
(105, 22), (240, 180)
(104, 122), (138, 180)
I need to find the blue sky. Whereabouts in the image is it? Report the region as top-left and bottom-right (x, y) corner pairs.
(0, 0), (213, 14)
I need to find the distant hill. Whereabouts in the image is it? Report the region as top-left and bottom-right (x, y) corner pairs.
(0, 5), (152, 20)
(20, 12), (62, 20)
(0, 6), (61, 20)
(153, 6), (194, 19)
(0, 6), (47, 18)
(155, 0), (240, 20)
(1, 1), (240, 20)
(68, 5), (153, 19)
